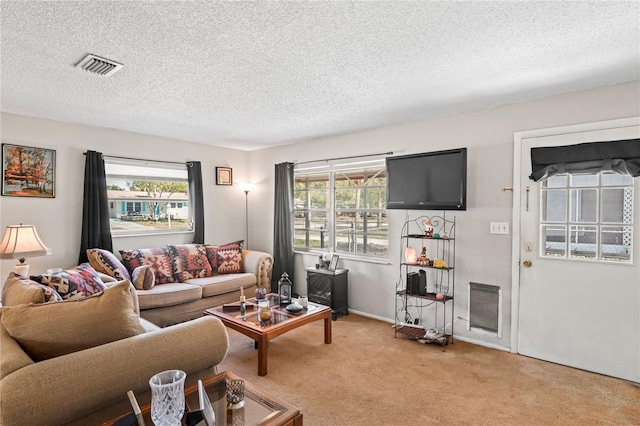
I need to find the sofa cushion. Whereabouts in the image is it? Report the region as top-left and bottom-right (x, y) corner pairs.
(1, 273), (63, 305)
(186, 273), (256, 298)
(205, 240), (244, 275)
(136, 283), (202, 310)
(132, 265), (155, 290)
(86, 248), (131, 281)
(0, 280), (145, 362)
(167, 244), (213, 281)
(119, 247), (175, 284)
(30, 263), (106, 300)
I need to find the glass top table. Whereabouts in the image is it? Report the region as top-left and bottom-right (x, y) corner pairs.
(205, 294), (332, 376)
(105, 370), (302, 426)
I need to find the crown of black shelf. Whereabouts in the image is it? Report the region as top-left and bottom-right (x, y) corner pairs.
(403, 234), (455, 240)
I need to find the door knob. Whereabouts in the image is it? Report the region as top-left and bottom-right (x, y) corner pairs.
(522, 260), (532, 268)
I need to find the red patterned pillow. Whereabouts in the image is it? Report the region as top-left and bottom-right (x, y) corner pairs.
(167, 244), (213, 281)
(30, 263), (106, 301)
(119, 247), (175, 284)
(206, 241), (244, 275)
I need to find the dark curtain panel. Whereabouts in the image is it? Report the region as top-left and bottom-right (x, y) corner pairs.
(188, 161), (205, 244)
(272, 162), (294, 292)
(530, 138), (640, 181)
(79, 151), (112, 263)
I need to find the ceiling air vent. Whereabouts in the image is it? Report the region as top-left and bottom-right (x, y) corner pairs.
(75, 54), (123, 77)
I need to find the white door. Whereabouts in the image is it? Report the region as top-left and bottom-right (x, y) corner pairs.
(516, 121), (640, 382)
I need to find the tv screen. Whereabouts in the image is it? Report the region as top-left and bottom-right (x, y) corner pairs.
(386, 148), (467, 211)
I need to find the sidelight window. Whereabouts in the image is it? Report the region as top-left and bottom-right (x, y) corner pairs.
(540, 171), (633, 262)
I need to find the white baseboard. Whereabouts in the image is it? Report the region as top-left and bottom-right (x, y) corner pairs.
(348, 309), (511, 352)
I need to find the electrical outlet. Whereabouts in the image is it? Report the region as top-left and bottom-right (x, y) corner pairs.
(490, 222), (510, 235)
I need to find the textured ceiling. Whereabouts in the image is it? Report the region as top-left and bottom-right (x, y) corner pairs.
(1, 1), (639, 151)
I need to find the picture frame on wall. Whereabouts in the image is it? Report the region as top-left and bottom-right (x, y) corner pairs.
(2, 143), (56, 198)
(328, 254), (340, 272)
(216, 167), (233, 185)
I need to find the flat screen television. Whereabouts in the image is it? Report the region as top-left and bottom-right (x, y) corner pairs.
(386, 148), (467, 211)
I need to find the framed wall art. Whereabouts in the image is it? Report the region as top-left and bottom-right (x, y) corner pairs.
(2, 143), (56, 198)
(216, 167), (233, 185)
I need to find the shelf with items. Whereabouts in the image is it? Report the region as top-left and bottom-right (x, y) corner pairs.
(394, 214), (456, 351)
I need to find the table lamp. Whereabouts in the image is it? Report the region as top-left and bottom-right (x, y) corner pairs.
(0, 224), (51, 276)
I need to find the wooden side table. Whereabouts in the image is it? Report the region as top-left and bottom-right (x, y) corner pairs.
(306, 267), (349, 320)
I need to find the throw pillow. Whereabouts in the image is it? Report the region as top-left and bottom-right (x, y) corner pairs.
(30, 263), (106, 300)
(0, 280), (145, 362)
(119, 247), (175, 284)
(1, 273), (63, 306)
(167, 244), (213, 281)
(86, 248), (131, 281)
(131, 265), (155, 290)
(206, 240), (244, 275)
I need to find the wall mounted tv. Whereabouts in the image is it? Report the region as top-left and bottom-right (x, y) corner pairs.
(386, 148), (467, 211)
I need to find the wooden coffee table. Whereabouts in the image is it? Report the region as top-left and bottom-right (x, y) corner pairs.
(104, 370), (302, 426)
(205, 294), (332, 376)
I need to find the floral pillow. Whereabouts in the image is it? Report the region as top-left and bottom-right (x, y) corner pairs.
(205, 240), (244, 275)
(119, 247), (175, 284)
(30, 263), (106, 301)
(86, 248), (131, 281)
(167, 244), (213, 282)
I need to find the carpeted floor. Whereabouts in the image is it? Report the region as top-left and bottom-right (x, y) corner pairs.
(217, 314), (639, 425)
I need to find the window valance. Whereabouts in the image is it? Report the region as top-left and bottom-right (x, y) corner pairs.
(529, 138), (640, 181)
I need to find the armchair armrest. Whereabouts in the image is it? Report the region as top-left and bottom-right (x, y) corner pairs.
(242, 250), (274, 289)
(0, 316), (228, 426)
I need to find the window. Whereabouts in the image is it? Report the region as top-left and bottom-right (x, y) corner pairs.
(294, 162), (388, 259)
(105, 158), (191, 236)
(540, 171), (633, 262)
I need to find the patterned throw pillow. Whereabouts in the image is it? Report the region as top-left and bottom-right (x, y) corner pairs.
(131, 265), (155, 290)
(86, 248), (131, 281)
(167, 244), (213, 282)
(119, 247), (175, 284)
(206, 240), (244, 275)
(2, 272), (63, 305)
(30, 263), (106, 300)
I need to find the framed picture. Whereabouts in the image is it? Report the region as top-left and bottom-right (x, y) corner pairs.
(328, 254), (339, 272)
(216, 167), (233, 185)
(2, 143), (56, 198)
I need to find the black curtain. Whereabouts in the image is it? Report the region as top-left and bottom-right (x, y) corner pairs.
(272, 162), (294, 292)
(188, 161), (205, 244)
(79, 151), (112, 263)
(530, 138), (640, 181)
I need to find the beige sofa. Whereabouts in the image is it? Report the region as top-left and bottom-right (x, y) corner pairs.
(137, 249), (273, 327)
(0, 275), (229, 426)
(88, 244), (274, 327)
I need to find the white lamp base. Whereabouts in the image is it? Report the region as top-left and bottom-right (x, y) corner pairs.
(14, 263), (29, 277)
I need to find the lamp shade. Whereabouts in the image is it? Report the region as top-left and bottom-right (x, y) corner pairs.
(0, 224), (51, 261)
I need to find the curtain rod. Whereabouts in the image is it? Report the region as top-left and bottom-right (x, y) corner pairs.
(83, 152), (190, 166)
(294, 151), (393, 166)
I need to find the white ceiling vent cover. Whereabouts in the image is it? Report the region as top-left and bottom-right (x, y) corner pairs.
(75, 54), (123, 77)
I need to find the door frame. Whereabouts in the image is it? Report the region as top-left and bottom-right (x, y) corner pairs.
(510, 116), (640, 354)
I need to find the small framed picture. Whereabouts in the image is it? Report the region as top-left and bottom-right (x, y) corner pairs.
(328, 254), (339, 271)
(2, 143), (56, 198)
(216, 167), (233, 185)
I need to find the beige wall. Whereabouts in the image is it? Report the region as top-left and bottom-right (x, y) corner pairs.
(0, 114), (250, 278)
(1, 80), (638, 351)
(247, 80), (640, 350)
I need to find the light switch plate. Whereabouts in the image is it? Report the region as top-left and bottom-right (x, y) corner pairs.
(490, 222), (510, 235)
